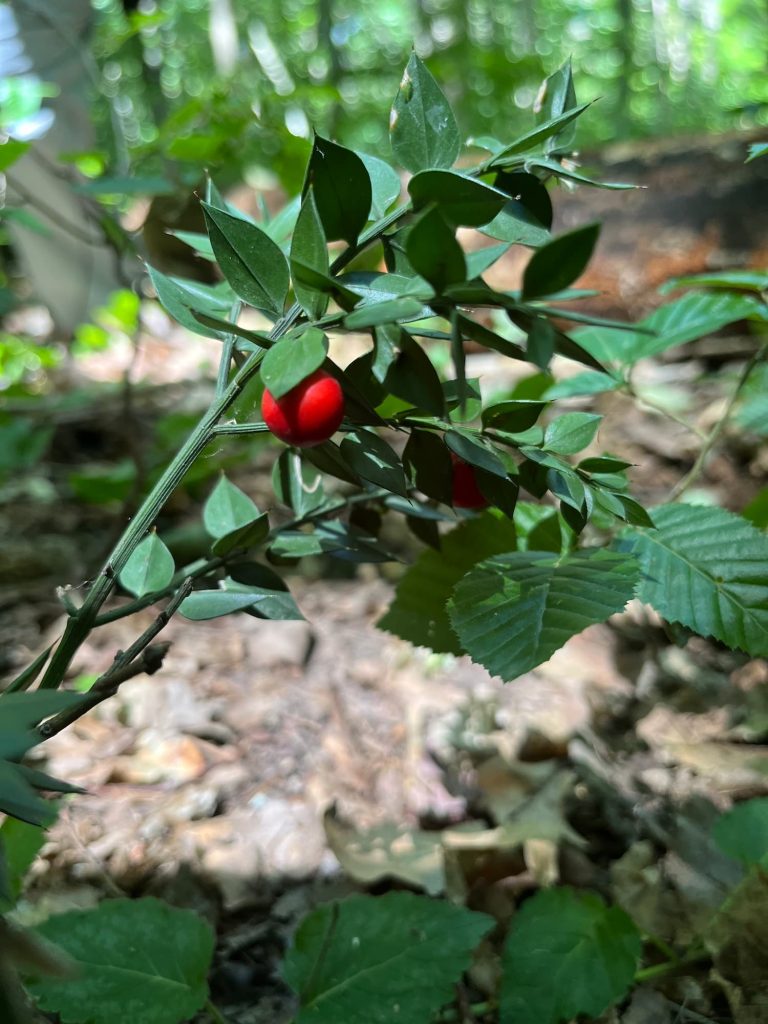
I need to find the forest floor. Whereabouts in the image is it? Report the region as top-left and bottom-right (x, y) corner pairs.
(3, 166), (768, 1023)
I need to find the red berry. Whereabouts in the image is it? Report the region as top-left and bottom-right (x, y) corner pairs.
(261, 369), (344, 447)
(450, 453), (489, 510)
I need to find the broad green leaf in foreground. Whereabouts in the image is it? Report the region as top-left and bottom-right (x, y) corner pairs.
(449, 549), (639, 680)
(377, 512), (518, 654)
(118, 532), (175, 599)
(283, 892), (493, 1024)
(616, 503), (768, 657)
(713, 797), (768, 866)
(390, 53), (460, 173)
(202, 475), (261, 539)
(304, 136), (372, 245)
(500, 887), (641, 1024)
(26, 898), (214, 1024)
(260, 327), (328, 400)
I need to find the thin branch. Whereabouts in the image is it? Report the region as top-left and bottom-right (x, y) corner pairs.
(668, 343), (768, 500)
(4, 175), (104, 246)
(625, 384), (706, 440)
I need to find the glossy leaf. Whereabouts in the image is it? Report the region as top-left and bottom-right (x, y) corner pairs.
(494, 102), (591, 161)
(304, 136), (372, 244)
(146, 267), (232, 339)
(260, 327), (328, 400)
(408, 171), (507, 226)
(203, 475), (261, 539)
(290, 190), (329, 320)
(479, 200), (551, 248)
(406, 206), (465, 292)
(403, 429), (453, 504)
(179, 590), (269, 620)
(223, 564), (304, 621)
(379, 327), (446, 416)
(526, 157), (635, 190)
(344, 296), (428, 330)
(390, 53), (460, 173)
(617, 503), (768, 656)
(211, 514), (270, 557)
(118, 532), (175, 599)
(543, 412), (602, 455)
(340, 429), (408, 497)
(522, 224), (600, 300)
(457, 315), (527, 362)
(535, 59), (579, 153)
(445, 429), (508, 478)
(465, 243), (511, 280)
(483, 401), (548, 433)
(283, 892), (492, 1024)
(27, 898), (214, 1024)
(357, 151), (402, 219)
(500, 887), (641, 1024)
(201, 202), (289, 316)
(449, 548), (638, 681)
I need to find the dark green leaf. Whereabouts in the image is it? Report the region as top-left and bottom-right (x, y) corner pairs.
(344, 296), (428, 330)
(223, 564), (304, 620)
(474, 468), (519, 517)
(283, 892), (492, 1024)
(0, 816), (46, 911)
(357, 151), (401, 219)
(616, 503), (768, 656)
(0, 691), (88, 761)
(465, 243), (511, 280)
(743, 487), (768, 529)
(390, 53), (460, 173)
(479, 200), (550, 248)
(211, 514), (270, 557)
(456, 315), (527, 362)
(303, 136), (371, 245)
(522, 224), (600, 300)
(535, 59), (579, 153)
(378, 513), (518, 654)
(203, 475), (261, 539)
(500, 887), (641, 1024)
(713, 798), (768, 866)
(449, 548), (638, 680)
(526, 317), (556, 369)
(494, 171), (553, 228)
(260, 327), (328, 400)
(290, 190), (329, 320)
(201, 202), (289, 316)
(578, 456), (633, 473)
(544, 412), (602, 455)
(118, 533), (175, 599)
(494, 101), (591, 161)
(406, 207), (465, 292)
(272, 450), (328, 517)
(403, 429), (453, 503)
(379, 327), (446, 416)
(482, 401), (547, 433)
(340, 430), (408, 497)
(527, 157), (635, 190)
(408, 171), (506, 227)
(4, 646), (53, 695)
(445, 429), (508, 478)
(303, 441), (361, 485)
(27, 898), (214, 1024)
(0, 761), (60, 826)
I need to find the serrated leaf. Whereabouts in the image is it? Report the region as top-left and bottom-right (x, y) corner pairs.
(356, 151), (402, 219)
(390, 53), (460, 173)
(409, 171), (507, 227)
(543, 412), (602, 455)
(283, 892), (492, 1024)
(340, 429), (408, 497)
(575, 291), (762, 366)
(713, 798), (768, 866)
(203, 475), (261, 539)
(26, 898), (214, 1024)
(617, 503), (768, 656)
(146, 267), (232, 339)
(118, 533), (175, 599)
(201, 202), (289, 316)
(378, 513), (518, 653)
(449, 548), (638, 680)
(500, 887), (641, 1024)
(290, 190), (329, 320)
(304, 136), (372, 245)
(260, 327), (328, 400)
(406, 206), (465, 292)
(522, 224), (600, 300)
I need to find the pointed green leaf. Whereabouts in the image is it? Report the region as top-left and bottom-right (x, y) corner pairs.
(535, 59), (579, 153)
(356, 151), (402, 219)
(378, 513), (518, 654)
(304, 136), (372, 245)
(526, 157), (636, 190)
(543, 412), (602, 455)
(260, 327), (328, 400)
(465, 243), (511, 280)
(522, 224), (600, 300)
(201, 202), (289, 316)
(0, 691), (89, 761)
(713, 798), (768, 866)
(203, 475), (260, 539)
(179, 590), (269, 621)
(617, 503), (768, 657)
(379, 327), (446, 416)
(661, 270), (768, 293)
(283, 892), (492, 1024)
(449, 548), (638, 680)
(494, 102), (591, 161)
(482, 401), (548, 433)
(543, 371), (620, 400)
(211, 514), (270, 557)
(403, 429), (453, 504)
(479, 200), (551, 248)
(340, 429), (408, 497)
(408, 171), (507, 227)
(406, 206), (465, 292)
(344, 296), (429, 330)
(446, 429), (508, 478)
(146, 267), (232, 339)
(27, 898), (214, 1024)
(223, 564), (305, 621)
(457, 315), (527, 362)
(500, 887), (641, 1024)
(290, 190), (329, 319)
(390, 53), (460, 173)
(0, 761), (59, 826)
(118, 533), (175, 599)
(0, 816), (46, 910)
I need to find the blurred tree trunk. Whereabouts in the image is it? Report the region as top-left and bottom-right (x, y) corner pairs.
(615, 0), (634, 131)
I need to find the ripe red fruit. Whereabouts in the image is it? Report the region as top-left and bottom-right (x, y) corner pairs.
(450, 452), (490, 510)
(261, 369), (344, 447)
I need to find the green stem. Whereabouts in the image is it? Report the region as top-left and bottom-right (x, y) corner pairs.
(668, 342), (768, 501)
(624, 384), (706, 440)
(634, 949), (709, 983)
(205, 999), (231, 1024)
